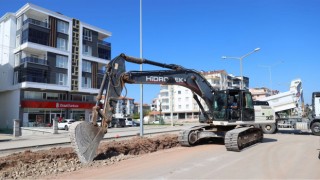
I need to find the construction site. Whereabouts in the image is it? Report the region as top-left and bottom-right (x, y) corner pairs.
(1, 1), (320, 179)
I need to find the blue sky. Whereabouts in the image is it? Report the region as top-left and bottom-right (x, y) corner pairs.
(2, 0), (320, 104)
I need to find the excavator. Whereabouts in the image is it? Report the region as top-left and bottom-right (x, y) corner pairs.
(70, 54), (264, 163)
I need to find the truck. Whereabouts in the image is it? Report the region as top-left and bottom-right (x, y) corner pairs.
(70, 54), (271, 163)
(254, 79), (320, 135)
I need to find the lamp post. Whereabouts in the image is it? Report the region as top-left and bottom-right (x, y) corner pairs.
(222, 48), (260, 89)
(139, 0), (144, 136)
(259, 61), (283, 95)
(159, 100), (162, 124)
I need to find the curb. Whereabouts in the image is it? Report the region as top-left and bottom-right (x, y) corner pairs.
(0, 129), (181, 153)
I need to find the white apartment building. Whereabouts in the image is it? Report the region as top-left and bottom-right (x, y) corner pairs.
(154, 70), (249, 122)
(249, 87), (272, 100)
(114, 97), (134, 119)
(0, 3), (111, 129)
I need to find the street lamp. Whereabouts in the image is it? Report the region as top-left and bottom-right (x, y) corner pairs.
(259, 61), (283, 95)
(222, 48), (260, 89)
(139, 0), (144, 136)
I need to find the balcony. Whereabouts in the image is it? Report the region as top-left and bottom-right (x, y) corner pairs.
(21, 57), (48, 66)
(98, 40), (111, 47)
(23, 18), (49, 29)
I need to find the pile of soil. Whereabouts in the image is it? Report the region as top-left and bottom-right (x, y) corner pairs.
(0, 134), (179, 179)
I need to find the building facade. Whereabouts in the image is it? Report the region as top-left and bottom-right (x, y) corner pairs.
(113, 97), (134, 119)
(153, 70), (249, 122)
(249, 87), (272, 100)
(0, 3), (111, 128)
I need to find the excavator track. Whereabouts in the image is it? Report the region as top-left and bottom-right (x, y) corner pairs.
(178, 125), (209, 146)
(178, 129), (194, 147)
(224, 127), (263, 152)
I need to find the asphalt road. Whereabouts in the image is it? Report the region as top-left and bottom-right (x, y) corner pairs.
(52, 132), (320, 179)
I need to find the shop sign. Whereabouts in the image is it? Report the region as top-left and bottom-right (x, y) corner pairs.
(56, 102), (79, 108)
(21, 100), (95, 109)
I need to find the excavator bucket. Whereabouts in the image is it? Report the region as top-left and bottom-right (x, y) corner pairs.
(69, 121), (105, 163)
(69, 55), (126, 163)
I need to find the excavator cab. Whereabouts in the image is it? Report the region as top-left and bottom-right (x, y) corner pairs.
(212, 89), (255, 122)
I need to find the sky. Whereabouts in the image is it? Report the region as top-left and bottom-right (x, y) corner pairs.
(1, 0), (320, 104)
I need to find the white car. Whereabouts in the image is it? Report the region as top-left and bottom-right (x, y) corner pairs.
(153, 120), (160, 124)
(58, 119), (75, 131)
(125, 118), (133, 127)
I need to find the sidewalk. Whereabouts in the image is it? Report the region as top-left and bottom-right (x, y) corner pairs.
(0, 125), (189, 153)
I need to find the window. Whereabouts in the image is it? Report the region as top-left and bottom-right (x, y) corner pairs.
(71, 94), (82, 101)
(13, 71), (19, 84)
(57, 20), (69, 34)
(186, 104), (190, 109)
(82, 95), (93, 101)
(178, 98), (181, 102)
(178, 105), (182, 109)
(178, 91), (181, 94)
(83, 44), (92, 56)
(31, 54), (38, 60)
(83, 29), (92, 41)
(14, 53), (20, 67)
(244, 93), (253, 109)
(59, 93), (67, 100)
(56, 73), (67, 85)
(214, 80), (220, 85)
(47, 93), (59, 100)
(17, 16), (22, 30)
(57, 37), (67, 50)
(24, 91), (43, 99)
(82, 76), (92, 88)
(82, 60), (91, 73)
(56, 55), (68, 68)
(16, 35), (21, 48)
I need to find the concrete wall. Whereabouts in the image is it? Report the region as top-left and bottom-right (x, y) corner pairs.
(0, 14), (16, 91)
(0, 89), (21, 129)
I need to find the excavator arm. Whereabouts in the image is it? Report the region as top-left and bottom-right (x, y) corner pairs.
(70, 54), (217, 163)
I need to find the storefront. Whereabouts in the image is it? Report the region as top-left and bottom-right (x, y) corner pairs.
(20, 100), (95, 127)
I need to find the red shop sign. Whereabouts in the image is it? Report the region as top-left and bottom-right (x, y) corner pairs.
(21, 100), (95, 109)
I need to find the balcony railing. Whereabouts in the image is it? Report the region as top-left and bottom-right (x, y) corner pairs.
(98, 40), (111, 47)
(21, 57), (48, 66)
(23, 18), (49, 29)
(98, 70), (106, 74)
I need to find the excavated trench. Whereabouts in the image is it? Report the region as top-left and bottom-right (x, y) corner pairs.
(0, 134), (179, 179)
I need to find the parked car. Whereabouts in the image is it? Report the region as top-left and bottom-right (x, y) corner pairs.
(96, 119), (112, 128)
(132, 120), (140, 126)
(112, 118), (126, 128)
(153, 120), (160, 124)
(58, 119), (75, 131)
(125, 118), (133, 127)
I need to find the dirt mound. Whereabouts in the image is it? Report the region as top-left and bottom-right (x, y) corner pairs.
(0, 134), (179, 179)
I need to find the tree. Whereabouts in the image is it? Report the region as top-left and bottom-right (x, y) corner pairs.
(132, 110), (151, 119)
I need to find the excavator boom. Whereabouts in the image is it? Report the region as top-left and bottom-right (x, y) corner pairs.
(70, 54), (216, 163)
(70, 53), (263, 163)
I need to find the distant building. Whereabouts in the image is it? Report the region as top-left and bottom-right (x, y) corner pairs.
(249, 87), (279, 100)
(249, 87), (272, 100)
(0, 3), (111, 128)
(133, 103), (151, 115)
(114, 97), (134, 118)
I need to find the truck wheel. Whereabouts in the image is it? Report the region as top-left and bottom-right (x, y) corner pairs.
(261, 124), (277, 134)
(311, 122), (320, 136)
